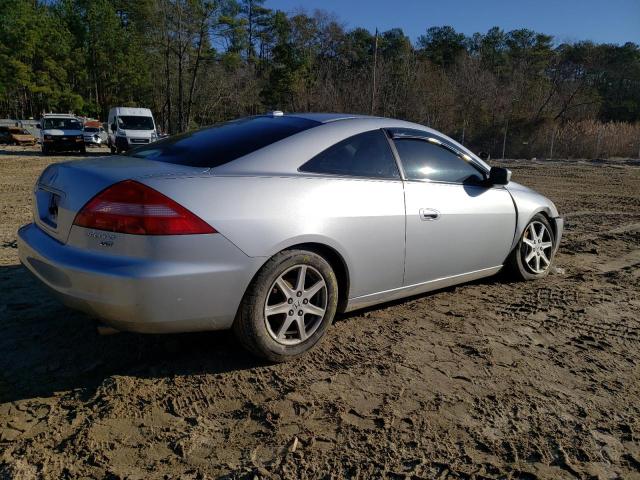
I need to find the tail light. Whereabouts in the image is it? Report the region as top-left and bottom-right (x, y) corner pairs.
(73, 180), (216, 235)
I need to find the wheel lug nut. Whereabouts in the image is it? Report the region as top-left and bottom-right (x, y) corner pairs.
(296, 291), (302, 297)
(298, 310), (304, 316)
(288, 310), (294, 316)
(287, 298), (293, 304)
(303, 299), (308, 304)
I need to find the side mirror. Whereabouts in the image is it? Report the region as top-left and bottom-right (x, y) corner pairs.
(36, 123), (41, 129)
(488, 167), (511, 185)
(478, 151), (490, 161)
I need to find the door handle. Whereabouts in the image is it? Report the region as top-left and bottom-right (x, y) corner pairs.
(419, 208), (440, 221)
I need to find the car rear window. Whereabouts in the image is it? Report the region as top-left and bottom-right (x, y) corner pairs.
(300, 129), (400, 179)
(130, 116), (320, 168)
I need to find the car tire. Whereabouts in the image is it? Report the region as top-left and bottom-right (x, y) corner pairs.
(109, 142), (116, 154)
(41, 146), (49, 156)
(80, 145), (86, 154)
(233, 249), (339, 362)
(506, 213), (556, 281)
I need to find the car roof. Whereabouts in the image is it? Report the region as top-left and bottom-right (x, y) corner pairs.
(284, 112), (381, 123)
(111, 107), (153, 116)
(42, 113), (78, 117)
(210, 114), (490, 176)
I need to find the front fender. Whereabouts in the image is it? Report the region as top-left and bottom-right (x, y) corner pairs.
(506, 182), (563, 252)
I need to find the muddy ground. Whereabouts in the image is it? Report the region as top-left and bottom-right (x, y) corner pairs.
(0, 144), (639, 479)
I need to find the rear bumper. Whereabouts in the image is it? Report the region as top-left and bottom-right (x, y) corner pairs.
(17, 223), (261, 333)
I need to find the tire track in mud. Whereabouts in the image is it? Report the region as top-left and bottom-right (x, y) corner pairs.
(500, 282), (640, 344)
(1, 151), (640, 479)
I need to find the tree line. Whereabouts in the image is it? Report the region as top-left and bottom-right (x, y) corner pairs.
(1, 0), (639, 158)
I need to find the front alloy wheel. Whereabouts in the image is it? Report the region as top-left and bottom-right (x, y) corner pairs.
(521, 221), (553, 274)
(507, 213), (556, 280)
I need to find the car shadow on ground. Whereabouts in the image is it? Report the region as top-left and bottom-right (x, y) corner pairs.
(0, 263), (514, 404)
(0, 264), (266, 404)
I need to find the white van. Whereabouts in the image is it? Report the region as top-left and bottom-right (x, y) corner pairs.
(107, 107), (158, 154)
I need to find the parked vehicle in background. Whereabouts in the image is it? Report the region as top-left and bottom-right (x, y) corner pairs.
(0, 126), (10, 144)
(0, 126), (37, 145)
(18, 113), (563, 362)
(83, 125), (107, 146)
(38, 114), (85, 154)
(11, 127), (37, 145)
(107, 107), (158, 154)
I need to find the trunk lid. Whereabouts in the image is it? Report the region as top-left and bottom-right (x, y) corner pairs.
(34, 155), (209, 244)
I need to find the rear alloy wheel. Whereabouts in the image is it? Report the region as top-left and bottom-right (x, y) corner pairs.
(234, 250), (338, 362)
(264, 265), (328, 345)
(507, 214), (555, 280)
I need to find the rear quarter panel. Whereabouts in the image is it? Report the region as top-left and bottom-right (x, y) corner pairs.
(142, 175), (407, 299)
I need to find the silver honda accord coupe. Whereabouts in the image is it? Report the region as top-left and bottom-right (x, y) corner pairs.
(18, 112), (563, 361)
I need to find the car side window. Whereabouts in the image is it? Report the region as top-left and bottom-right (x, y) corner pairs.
(300, 130), (400, 179)
(393, 138), (484, 184)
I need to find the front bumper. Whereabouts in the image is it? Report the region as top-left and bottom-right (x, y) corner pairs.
(552, 216), (564, 255)
(44, 137), (84, 150)
(115, 136), (153, 151)
(18, 223), (261, 333)
(83, 136), (102, 145)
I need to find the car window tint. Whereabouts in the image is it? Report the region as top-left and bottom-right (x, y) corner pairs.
(300, 130), (399, 179)
(130, 116), (320, 168)
(394, 139), (484, 183)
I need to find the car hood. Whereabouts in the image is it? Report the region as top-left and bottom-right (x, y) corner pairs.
(505, 181), (535, 194)
(506, 181), (560, 218)
(43, 129), (83, 136)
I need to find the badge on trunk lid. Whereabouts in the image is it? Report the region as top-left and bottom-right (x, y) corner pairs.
(47, 193), (60, 226)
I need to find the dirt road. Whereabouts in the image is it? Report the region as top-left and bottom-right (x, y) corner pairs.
(1, 145), (639, 479)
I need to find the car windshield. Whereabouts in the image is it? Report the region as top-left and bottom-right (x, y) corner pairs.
(130, 116), (321, 168)
(118, 116), (154, 130)
(84, 127), (98, 132)
(42, 118), (82, 130)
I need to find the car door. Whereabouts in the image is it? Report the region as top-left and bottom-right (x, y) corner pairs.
(298, 128), (406, 298)
(390, 132), (516, 286)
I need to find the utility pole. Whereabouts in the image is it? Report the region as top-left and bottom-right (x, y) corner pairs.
(370, 28), (379, 115)
(549, 124), (556, 160)
(501, 116), (509, 160)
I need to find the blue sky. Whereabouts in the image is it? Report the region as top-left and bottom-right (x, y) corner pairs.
(266, 0), (640, 45)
